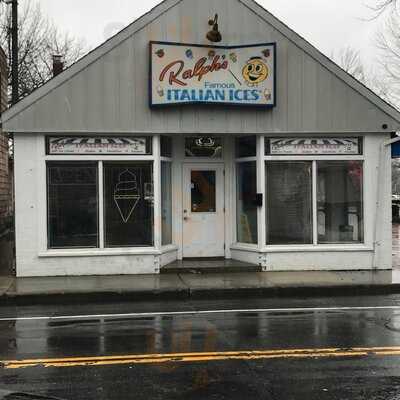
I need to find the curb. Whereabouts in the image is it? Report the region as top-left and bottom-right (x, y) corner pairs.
(2, 284), (400, 306)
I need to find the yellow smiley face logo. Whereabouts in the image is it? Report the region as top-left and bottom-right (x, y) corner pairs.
(242, 57), (268, 86)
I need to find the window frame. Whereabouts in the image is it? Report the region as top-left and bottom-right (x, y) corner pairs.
(235, 160), (258, 245)
(46, 161), (100, 250)
(265, 160), (314, 245)
(316, 160), (364, 244)
(234, 136), (258, 246)
(42, 135), (163, 254)
(263, 138), (365, 248)
(103, 161), (155, 248)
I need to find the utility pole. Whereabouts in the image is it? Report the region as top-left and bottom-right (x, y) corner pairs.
(9, 0), (18, 105)
(2, 0), (18, 104)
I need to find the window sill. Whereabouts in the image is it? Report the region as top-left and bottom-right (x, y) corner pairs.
(231, 244), (373, 253)
(38, 247), (161, 258)
(230, 243), (259, 252)
(261, 245), (373, 253)
(161, 244), (179, 253)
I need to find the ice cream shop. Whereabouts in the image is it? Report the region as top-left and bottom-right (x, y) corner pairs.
(2, 0), (400, 277)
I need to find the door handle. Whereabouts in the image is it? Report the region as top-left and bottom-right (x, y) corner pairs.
(183, 216), (189, 221)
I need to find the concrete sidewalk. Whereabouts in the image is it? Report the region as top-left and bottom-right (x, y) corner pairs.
(1, 269), (400, 305)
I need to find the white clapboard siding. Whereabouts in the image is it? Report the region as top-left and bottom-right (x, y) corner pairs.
(2, 0), (400, 133)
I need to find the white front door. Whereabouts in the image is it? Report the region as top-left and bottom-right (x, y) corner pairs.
(182, 164), (225, 258)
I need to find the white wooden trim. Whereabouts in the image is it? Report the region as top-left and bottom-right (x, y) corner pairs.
(224, 137), (233, 259)
(230, 243), (259, 252)
(260, 245), (373, 253)
(312, 161), (318, 245)
(37, 135), (47, 253)
(160, 244), (179, 253)
(153, 135), (162, 250)
(98, 161), (104, 249)
(257, 135), (266, 250)
(8, 129), (397, 135)
(38, 248), (160, 258)
(264, 155), (365, 161)
(44, 155), (155, 162)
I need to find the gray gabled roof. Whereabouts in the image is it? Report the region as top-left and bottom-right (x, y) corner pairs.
(2, 0), (400, 126)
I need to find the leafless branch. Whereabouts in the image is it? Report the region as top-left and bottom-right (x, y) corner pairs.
(0, 0), (87, 102)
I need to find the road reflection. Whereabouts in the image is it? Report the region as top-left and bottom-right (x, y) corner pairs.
(2, 308), (400, 399)
(1, 308), (400, 362)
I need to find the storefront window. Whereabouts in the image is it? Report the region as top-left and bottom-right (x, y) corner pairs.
(266, 162), (313, 244)
(161, 136), (172, 158)
(47, 162), (98, 248)
(104, 162), (153, 247)
(236, 162), (258, 244)
(317, 161), (363, 243)
(161, 162), (172, 245)
(235, 136), (256, 158)
(185, 137), (222, 158)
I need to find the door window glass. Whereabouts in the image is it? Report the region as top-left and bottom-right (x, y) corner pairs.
(47, 162), (98, 248)
(104, 162), (153, 247)
(191, 170), (216, 213)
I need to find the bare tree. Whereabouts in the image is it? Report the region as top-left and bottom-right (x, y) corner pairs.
(366, 0), (400, 17)
(0, 0), (87, 101)
(373, 12), (400, 106)
(333, 46), (396, 106)
(333, 47), (367, 83)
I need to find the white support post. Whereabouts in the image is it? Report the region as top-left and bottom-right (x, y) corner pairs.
(312, 160), (318, 245)
(257, 135), (266, 262)
(98, 161), (104, 249)
(153, 135), (162, 252)
(37, 135), (47, 253)
(225, 136), (233, 259)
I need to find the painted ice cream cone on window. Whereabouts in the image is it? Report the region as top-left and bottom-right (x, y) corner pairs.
(114, 169), (140, 223)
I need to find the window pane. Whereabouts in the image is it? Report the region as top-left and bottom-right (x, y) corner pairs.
(236, 162), (258, 244)
(235, 136), (256, 158)
(185, 137), (222, 158)
(191, 170), (216, 212)
(161, 136), (172, 158)
(47, 162), (98, 248)
(104, 162), (153, 247)
(161, 162), (172, 245)
(317, 161), (363, 243)
(266, 162), (312, 244)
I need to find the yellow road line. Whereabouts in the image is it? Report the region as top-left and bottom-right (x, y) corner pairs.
(3, 346), (400, 369)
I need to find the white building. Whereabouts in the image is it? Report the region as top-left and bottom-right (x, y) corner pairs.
(2, 0), (399, 277)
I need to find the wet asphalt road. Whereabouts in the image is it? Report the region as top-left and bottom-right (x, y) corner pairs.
(3, 296), (400, 399)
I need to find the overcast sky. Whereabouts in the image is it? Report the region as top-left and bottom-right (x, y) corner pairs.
(36, 0), (382, 64)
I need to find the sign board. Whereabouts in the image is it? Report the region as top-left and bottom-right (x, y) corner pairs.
(47, 137), (149, 155)
(392, 139), (400, 158)
(150, 41), (276, 107)
(267, 138), (361, 155)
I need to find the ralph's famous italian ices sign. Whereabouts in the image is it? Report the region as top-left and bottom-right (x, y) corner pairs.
(150, 42), (276, 107)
